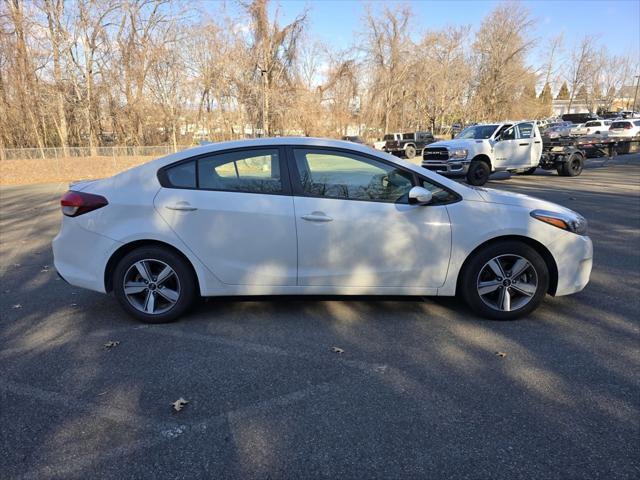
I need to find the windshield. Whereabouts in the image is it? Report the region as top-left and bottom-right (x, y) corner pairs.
(456, 125), (499, 139)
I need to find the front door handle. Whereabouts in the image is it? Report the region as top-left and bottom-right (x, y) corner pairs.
(519, 143), (530, 146)
(166, 202), (197, 211)
(301, 212), (333, 222)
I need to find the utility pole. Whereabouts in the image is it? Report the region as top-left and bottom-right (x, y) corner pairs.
(259, 68), (268, 137)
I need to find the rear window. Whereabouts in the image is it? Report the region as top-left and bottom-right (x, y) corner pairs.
(611, 122), (630, 128)
(165, 160), (196, 188)
(634, 121), (640, 127)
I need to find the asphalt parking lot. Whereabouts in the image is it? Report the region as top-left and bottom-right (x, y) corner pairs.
(1, 155), (639, 479)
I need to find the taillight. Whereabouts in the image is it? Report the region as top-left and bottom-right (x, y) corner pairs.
(60, 191), (108, 217)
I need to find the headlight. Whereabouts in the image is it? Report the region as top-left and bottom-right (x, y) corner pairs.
(530, 209), (588, 235)
(448, 148), (468, 160)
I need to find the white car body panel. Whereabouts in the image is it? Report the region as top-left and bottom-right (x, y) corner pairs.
(294, 196), (451, 287)
(52, 137), (592, 303)
(155, 189), (298, 286)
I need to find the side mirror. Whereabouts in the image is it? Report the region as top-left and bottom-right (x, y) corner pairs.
(408, 186), (433, 205)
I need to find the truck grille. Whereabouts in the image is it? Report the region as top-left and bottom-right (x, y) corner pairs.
(423, 147), (449, 161)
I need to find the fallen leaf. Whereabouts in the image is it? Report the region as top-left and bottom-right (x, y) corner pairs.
(172, 397), (188, 412)
(70, 303), (78, 307)
(11, 304), (22, 309)
(104, 340), (120, 349)
(96, 391), (107, 396)
(330, 346), (344, 354)
(374, 365), (388, 373)
(13, 264), (21, 268)
(495, 351), (507, 358)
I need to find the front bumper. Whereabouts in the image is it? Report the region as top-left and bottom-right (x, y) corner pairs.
(421, 159), (470, 176)
(548, 234), (593, 296)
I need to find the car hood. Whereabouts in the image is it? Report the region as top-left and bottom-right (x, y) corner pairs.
(470, 186), (576, 214)
(426, 139), (484, 150)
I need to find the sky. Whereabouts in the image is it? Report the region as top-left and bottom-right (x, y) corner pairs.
(209, 0), (640, 63)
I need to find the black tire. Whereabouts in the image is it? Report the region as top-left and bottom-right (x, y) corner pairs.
(113, 246), (197, 323)
(405, 145), (416, 159)
(460, 241), (549, 320)
(517, 167), (537, 175)
(466, 160), (491, 186)
(559, 153), (584, 176)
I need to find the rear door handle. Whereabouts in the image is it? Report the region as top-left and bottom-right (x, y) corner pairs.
(301, 212), (333, 222)
(519, 143), (530, 146)
(166, 202), (197, 211)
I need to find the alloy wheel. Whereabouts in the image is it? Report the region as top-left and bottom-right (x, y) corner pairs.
(476, 254), (538, 312)
(122, 259), (181, 314)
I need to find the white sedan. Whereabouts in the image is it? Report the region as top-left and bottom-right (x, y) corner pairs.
(53, 138), (593, 323)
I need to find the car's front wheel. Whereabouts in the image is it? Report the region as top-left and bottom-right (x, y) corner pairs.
(113, 246), (197, 323)
(460, 241), (549, 320)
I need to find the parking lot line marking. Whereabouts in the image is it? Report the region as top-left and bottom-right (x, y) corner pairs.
(0, 379), (180, 433)
(15, 380), (338, 480)
(141, 325), (395, 377)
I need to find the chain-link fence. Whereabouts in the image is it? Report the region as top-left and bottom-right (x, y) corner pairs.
(0, 145), (189, 161)
(0, 145), (192, 185)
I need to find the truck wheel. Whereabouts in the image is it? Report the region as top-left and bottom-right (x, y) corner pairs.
(560, 153), (584, 177)
(405, 145), (416, 159)
(466, 160), (490, 186)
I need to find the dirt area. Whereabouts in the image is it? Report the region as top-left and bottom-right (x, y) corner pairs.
(0, 156), (155, 185)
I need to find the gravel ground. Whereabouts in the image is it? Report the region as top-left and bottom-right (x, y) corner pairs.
(1, 154), (639, 479)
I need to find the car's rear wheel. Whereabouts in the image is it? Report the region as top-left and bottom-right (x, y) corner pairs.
(460, 241), (549, 320)
(558, 153), (584, 177)
(113, 246), (197, 323)
(405, 145), (416, 159)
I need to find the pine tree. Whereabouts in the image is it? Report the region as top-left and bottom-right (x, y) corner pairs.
(556, 81), (570, 100)
(539, 82), (553, 104)
(576, 85), (588, 99)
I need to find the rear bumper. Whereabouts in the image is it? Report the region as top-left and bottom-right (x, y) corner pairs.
(548, 234), (593, 296)
(52, 217), (121, 294)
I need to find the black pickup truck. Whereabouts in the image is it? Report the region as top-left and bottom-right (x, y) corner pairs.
(384, 131), (435, 159)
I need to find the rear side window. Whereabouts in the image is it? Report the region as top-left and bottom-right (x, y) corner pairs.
(198, 149), (282, 194)
(611, 121), (629, 128)
(165, 160), (196, 188)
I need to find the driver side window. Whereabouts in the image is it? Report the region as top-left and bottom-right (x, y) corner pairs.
(292, 149), (414, 203)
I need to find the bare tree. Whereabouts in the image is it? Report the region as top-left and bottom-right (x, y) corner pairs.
(361, 5), (412, 134)
(565, 36), (598, 111)
(472, 2), (535, 120)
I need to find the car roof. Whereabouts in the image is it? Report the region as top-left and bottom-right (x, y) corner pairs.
(122, 136), (469, 196)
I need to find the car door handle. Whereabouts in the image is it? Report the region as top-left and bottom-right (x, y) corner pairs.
(301, 212), (333, 222)
(519, 143), (530, 146)
(165, 202), (197, 211)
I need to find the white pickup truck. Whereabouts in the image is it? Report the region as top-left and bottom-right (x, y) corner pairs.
(422, 122), (544, 186)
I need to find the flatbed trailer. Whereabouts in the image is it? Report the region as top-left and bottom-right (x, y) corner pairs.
(539, 134), (640, 177)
